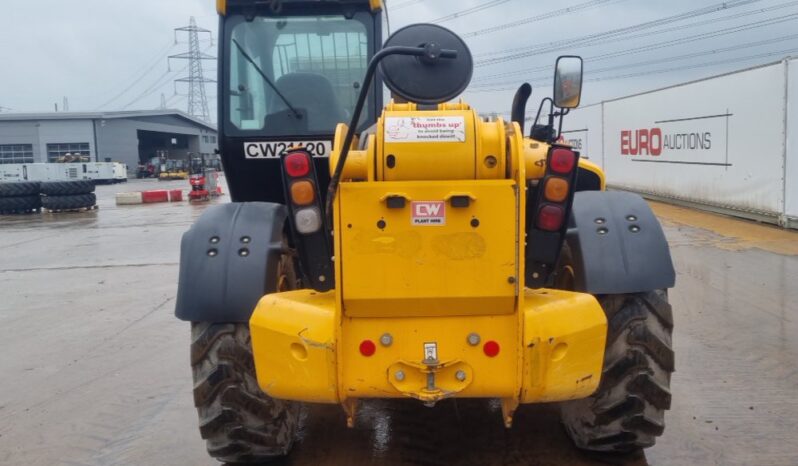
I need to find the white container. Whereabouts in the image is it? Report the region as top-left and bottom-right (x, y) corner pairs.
(564, 58), (798, 228)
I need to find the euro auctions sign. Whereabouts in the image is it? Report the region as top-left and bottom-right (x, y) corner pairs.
(619, 112), (731, 166)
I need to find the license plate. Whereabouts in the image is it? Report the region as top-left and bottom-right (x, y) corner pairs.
(244, 140), (332, 159)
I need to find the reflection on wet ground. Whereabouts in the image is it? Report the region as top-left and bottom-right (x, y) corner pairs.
(270, 400), (648, 466)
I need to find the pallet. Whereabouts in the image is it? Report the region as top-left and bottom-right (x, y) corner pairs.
(44, 205), (99, 214)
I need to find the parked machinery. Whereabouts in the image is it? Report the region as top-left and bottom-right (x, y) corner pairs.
(188, 156), (222, 202)
(175, 1), (676, 463)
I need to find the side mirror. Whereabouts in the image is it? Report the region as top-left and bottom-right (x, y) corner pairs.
(553, 56), (583, 109)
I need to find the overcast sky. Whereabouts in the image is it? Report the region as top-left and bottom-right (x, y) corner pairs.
(0, 0), (795, 122)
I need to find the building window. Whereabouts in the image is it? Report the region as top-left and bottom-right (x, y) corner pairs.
(0, 144), (34, 164)
(203, 136), (209, 143)
(210, 136), (217, 143)
(46, 143), (90, 162)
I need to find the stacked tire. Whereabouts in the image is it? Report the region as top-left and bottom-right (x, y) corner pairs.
(40, 181), (97, 211)
(0, 182), (42, 214)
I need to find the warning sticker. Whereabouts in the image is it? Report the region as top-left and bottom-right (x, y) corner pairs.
(385, 116), (466, 143)
(411, 201), (446, 226)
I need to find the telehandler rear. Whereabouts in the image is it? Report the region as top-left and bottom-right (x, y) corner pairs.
(176, 1), (676, 463)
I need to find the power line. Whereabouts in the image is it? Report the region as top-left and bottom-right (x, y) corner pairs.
(463, 0), (623, 38)
(474, 33), (798, 90)
(472, 0), (798, 83)
(430, 0), (512, 23)
(467, 41), (798, 94)
(94, 41), (177, 110)
(122, 63), (189, 110)
(475, 0), (763, 66)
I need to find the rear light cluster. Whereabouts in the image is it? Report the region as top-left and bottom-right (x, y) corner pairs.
(534, 148), (578, 232)
(284, 152), (322, 235)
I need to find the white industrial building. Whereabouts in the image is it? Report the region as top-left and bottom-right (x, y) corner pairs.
(0, 110), (218, 174)
(564, 57), (798, 229)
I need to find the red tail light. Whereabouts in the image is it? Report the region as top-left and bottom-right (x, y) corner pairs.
(550, 148), (576, 174)
(536, 204), (565, 231)
(285, 152), (310, 178)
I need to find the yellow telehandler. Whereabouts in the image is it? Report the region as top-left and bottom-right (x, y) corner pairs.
(175, 1), (675, 463)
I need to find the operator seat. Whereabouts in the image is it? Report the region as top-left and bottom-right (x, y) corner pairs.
(266, 72), (348, 133)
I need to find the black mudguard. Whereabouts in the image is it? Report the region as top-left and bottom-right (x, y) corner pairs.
(175, 202), (288, 323)
(565, 191), (675, 294)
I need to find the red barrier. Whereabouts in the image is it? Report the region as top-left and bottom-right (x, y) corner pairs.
(142, 190), (169, 203)
(169, 189), (183, 202)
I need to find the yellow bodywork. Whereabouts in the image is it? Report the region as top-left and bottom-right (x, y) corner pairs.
(250, 101), (608, 426)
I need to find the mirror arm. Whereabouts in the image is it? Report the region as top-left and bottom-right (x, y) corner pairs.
(557, 108), (570, 142)
(324, 45), (458, 230)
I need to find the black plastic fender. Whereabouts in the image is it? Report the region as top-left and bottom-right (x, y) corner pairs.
(175, 202), (288, 323)
(565, 191), (675, 294)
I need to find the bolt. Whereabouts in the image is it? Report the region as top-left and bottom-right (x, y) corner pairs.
(318, 275), (326, 282)
(626, 215), (638, 222)
(594, 218), (606, 225)
(239, 248), (249, 257)
(209, 236), (220, 244)
(455, 370), (467, 382)
(380, 333), (393, 347)
(484, 155), (498, 168)
(471, 218), (480, 228)
(207, 248), (218, 257)
(467, 332), (481, 346)
(508, 276), (516, 284)
(240, 236), (251, 244)
(377, 219), (386, 229)
(597, 227), (609, 235)
(629, 225), (641, 233)
(395, 370), (405, 382)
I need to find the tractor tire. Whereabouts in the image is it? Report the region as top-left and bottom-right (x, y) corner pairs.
(191, 322), (300, 463)
(41, 193), (97, 211)
(561, 290), (674, 452)
(40, 180), (95, 196)
(0, 195), (41, 214)
(0, 181), (40, 197)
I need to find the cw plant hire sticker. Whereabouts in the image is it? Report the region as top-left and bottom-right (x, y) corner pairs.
(411, 201), (446, 226)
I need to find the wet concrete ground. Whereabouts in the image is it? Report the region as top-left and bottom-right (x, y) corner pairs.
(0, 178), (796, 465)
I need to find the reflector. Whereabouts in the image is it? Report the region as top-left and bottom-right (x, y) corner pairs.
(359, 340), (376, 357)
(483, 340), (500, 357)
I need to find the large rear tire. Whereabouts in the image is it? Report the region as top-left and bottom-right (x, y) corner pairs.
(191, 323), (300, 463)
(191, 249), (300, 463)
(561, 290), (674, 452)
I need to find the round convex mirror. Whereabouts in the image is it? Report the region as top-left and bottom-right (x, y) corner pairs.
(380, 23), (473, 105)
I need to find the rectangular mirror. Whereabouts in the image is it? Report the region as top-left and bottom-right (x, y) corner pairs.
(553, 56), (583, 109)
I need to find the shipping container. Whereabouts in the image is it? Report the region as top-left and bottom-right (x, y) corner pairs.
(564, 58), (798, 229)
